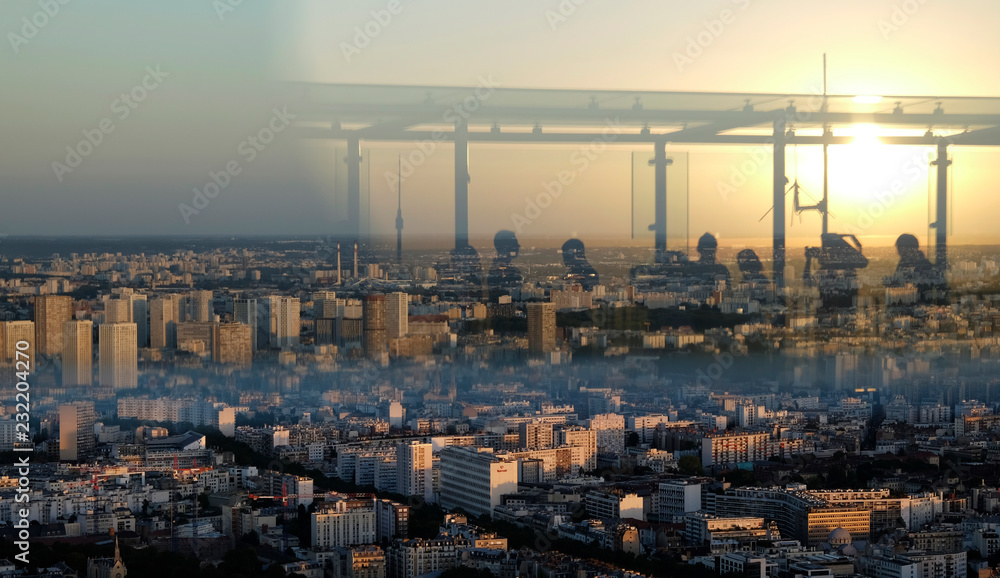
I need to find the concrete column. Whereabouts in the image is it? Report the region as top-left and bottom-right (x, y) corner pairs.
(772, 120), (787, 288)
(454, 120), (469, 249)
(932, 140), (951, 269)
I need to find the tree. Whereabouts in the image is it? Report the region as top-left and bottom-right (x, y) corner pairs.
(678, 455), (705, 476)
(241, 530), (260, 545)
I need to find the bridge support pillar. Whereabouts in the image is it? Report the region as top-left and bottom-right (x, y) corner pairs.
(932, 140), (951, 269)
(455, 120), (469, 250)
(772, 120), (786, 289)
(651, 139), (671, 256)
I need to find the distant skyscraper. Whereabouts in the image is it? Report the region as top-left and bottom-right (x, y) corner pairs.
(266, 296), (300, 348)
(386, 292), (408, 340)
(213, 323), (252, 366)
(527, 302), (556, 353)
(62, 320), (93, 387)
(59, 401), (95, 462)
(99, 323), (138, 389)
(233, 298), (259, 351)
(1, 321), (35, 367)
(149, 297), (176, 349)
(189, 290), (214, 322)
(34, 295), (73, 356)
(363, 295), (387, 359)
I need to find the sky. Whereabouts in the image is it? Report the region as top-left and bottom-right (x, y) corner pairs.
(2, 0), (999, 249)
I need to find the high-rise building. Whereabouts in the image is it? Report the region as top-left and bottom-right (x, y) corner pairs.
(34, 295), (73, 356)
(189, 290), (214, 322)
(396, 441), (433, 504)
(149, 297), (176, 349)
(266, 296), (300, 348)
(132, 294), (148, 348)
(213, 323), (252, 366)
(555, 426), (598, 470)
(316, 297), (346, 319)
(99, 323), (138, 389)
(386, 292), (408, 340)
(62, 320), (93, 387)
(439, 447), (517, 518)
(527, 302), (556, 352)
(233, 298), (259, 351)
(59, 401), (96, 461)
(363, 295), (387, 359)
(1, 321), (35, 367)
(104, 289), (147, 347)
(176, 322), (215, 354)
(311, 495), (377, 550)
(518, 421), (554, 450)
(103, 297), (131, 324)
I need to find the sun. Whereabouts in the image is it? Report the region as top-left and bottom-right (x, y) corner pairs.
(792, 124), (924, 209)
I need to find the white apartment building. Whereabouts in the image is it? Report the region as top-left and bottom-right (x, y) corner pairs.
(439, 447), (517, 518)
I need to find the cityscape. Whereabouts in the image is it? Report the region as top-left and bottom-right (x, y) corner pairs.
(3, 2), (1000, 578)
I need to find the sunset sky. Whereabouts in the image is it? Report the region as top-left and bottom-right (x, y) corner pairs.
(3, 0), (999, 249)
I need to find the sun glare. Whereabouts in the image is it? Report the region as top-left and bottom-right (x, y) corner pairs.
(791, 124), (929, 219)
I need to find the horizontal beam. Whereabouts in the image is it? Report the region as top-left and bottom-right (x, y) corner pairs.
(291, 127), (1000, 147)
(292, 104), (1000, 129)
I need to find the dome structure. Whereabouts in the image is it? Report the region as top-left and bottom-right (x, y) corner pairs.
(828, 527), (852, 546)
